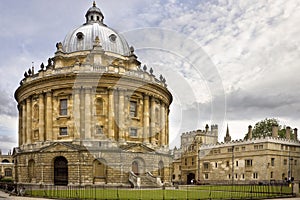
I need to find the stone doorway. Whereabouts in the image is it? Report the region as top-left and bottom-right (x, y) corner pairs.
(187, 173), (195, 184)
(132, 161), (139, 175)
(54, 156), (68, 186)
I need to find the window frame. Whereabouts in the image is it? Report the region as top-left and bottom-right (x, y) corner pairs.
(59, 99), (68, 116)
(59, 127), (68, 136)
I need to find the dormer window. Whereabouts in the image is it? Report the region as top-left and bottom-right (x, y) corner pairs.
(76, 32), (84, 40)
(91, 15), (94, 21)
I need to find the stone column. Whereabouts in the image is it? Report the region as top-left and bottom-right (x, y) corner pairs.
(26, 98), (32, 144)
(39, 93), (45, 141)
(46, 92), (53, 141)
(160, 102), (166, 146)
(150, 97), (156, 144)
(84, 87), (92, 139)
(143, 95), (150, 143)
(18, 105), (22, 146)
(118, 89), (125, 142)
(21, 102), (26, 146)
(108, 88), (115, 139)
(73, 88), (81, 140)
(166, 108), (170, 145)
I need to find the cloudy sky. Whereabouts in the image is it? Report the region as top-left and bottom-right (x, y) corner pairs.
(0, 0), (299, 153)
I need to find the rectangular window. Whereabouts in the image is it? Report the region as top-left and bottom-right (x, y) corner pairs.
(270, 171), (273, 179)
(192, 158), (194, 165)
(242, 146), (246, 151)
(130, 101), (137, 117)
(204, 173), (209, 179)
(271, 158), (275, 166)
(295, 160), (297, 165)
(130, 128), (137, 137)
(215, 162), (218, 168)
(228, 174), (231, 179)
(245, 159), (253, 167)
(228, 148), (233, 152)
(235, 147), (239, 151)
(254, 145), (258, 150)
(96, 125), (103, 135)
(60, 99), (68, 115)
(59, 127), (68, 136)
(204, 162), (209, 170)
(259, 145), (263, 149)
(242, 174), (245, 179)
(284, 159), (287, 165)
(235, 174), (238, 179)
(236, 161), (239, 167)
(253, 172), (258, 179)
(185, 158), (187, 166)
(226, 161), (230, 167)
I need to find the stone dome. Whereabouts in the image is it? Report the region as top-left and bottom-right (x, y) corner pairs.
(62, 2), (131, 56)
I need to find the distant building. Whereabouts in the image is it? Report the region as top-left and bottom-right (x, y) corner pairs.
(172, 125), (300, 184)
(13, 2), (172, 187)
(0, 150), (13, 180)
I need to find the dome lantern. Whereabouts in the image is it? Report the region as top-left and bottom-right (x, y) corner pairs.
(85, 1), (104, 25)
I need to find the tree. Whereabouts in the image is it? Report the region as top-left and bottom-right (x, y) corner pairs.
(244, 118), (293, 139)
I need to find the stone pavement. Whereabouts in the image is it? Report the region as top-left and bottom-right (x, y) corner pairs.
(0, 190), (52, 200)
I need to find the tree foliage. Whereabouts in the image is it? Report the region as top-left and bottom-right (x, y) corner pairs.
(244, 118), (292, 139)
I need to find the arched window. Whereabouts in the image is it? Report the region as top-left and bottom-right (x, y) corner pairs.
(2, 159), (9, 163)
(28, 159), (35, 180)
(95, 98), (104, 115)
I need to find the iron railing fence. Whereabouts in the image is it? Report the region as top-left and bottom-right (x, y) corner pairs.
(0, 182), (296, 200)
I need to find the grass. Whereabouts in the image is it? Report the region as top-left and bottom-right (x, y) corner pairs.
(26, 185), (293, 200)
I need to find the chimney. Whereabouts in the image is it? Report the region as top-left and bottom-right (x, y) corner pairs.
(248, 125), (252, 140)
(272, 124), (278, 138)
(205, 124), (209, 133)
(293, 128), (298, 141)
(286, 126), (291, 140)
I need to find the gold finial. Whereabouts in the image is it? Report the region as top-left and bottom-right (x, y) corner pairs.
(93, 1), (96, 7)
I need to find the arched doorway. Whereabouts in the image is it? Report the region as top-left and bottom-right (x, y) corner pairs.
(187, 173), (195, 185)
(158, 161), (164, 182)
(132, 161), (139, 175)
(93, 159), (107, 183)
(54, 156), (68, 186)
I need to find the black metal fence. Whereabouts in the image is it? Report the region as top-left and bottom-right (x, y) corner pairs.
(0, 182), (296, 200)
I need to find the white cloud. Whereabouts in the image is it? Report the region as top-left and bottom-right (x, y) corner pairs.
(0, 0), (299, 150)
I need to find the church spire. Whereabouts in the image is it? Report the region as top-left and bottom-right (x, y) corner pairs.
(224, 124), (232, 142)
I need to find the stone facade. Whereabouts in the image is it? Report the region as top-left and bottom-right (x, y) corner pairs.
(0, 151), (13, 179)
(172, 125), (300, 185)
(13, 2), (172, 186)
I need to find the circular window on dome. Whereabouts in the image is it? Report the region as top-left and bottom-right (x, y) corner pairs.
(109, 34), (117, 42)
(76, 32), (84, 40)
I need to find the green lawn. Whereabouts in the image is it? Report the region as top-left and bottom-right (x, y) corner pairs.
(26, 185), (293, 200)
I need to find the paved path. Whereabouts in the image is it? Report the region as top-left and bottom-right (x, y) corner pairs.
(0, 190), (52, 200)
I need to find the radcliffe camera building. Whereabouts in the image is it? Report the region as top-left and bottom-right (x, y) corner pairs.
(13, 2), (172, 186)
